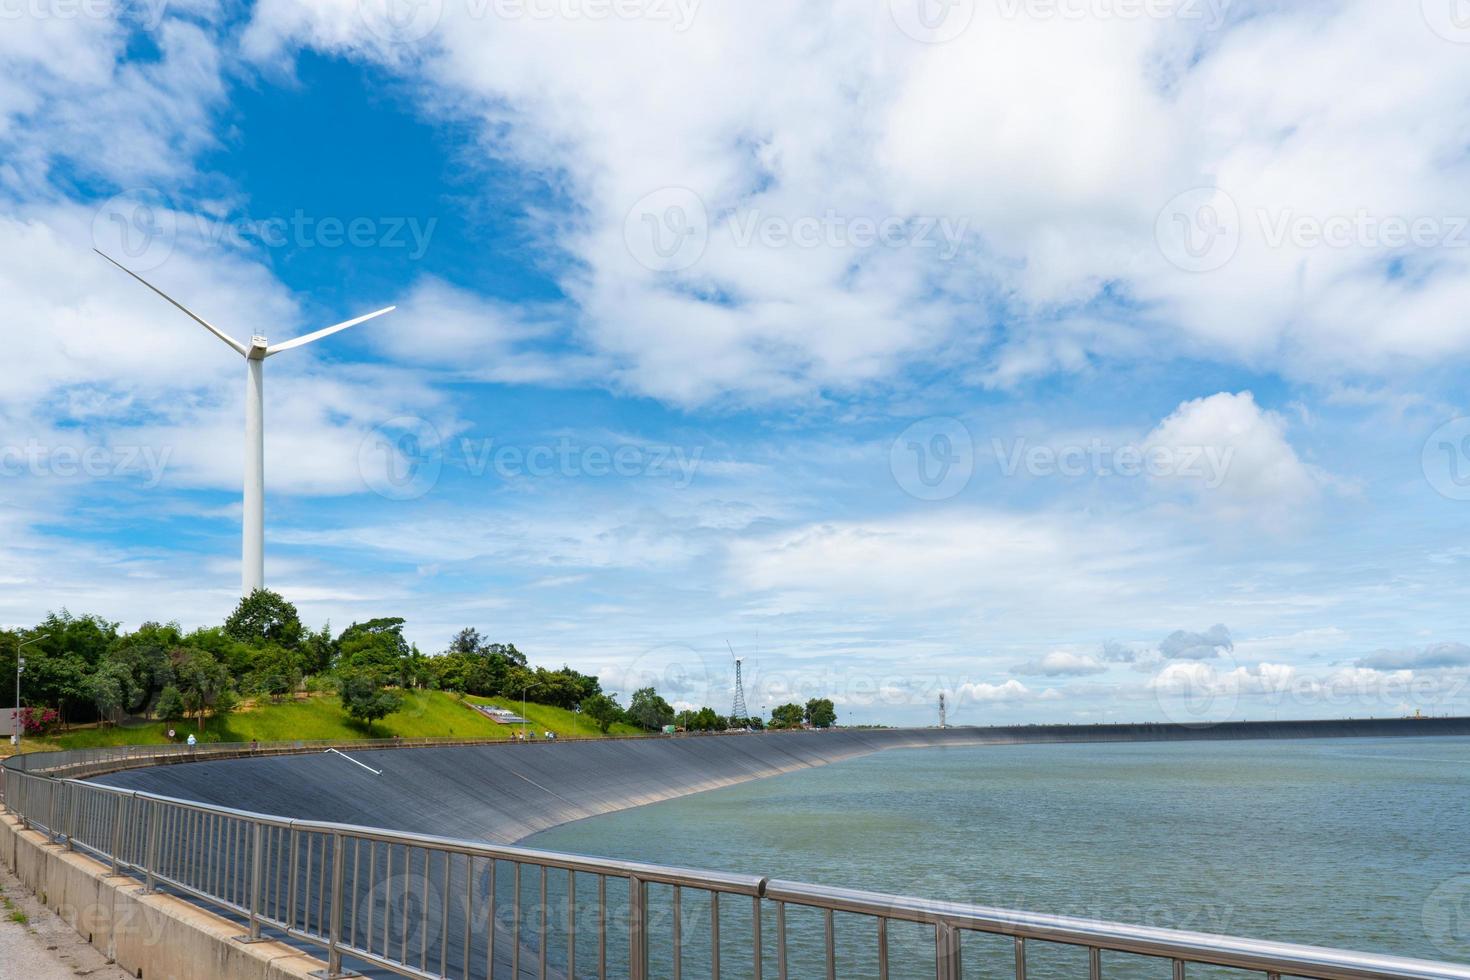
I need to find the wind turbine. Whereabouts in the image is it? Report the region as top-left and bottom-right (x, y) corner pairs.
(95, 249), (395, 596)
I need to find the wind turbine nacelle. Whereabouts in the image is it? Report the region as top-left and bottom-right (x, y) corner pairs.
(248, 336), (270, 360)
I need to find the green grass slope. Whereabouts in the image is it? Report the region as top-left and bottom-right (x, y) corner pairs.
(33, 691), (505, 749)
(22, 690), (643, 752)
(466, 695), (642, 737)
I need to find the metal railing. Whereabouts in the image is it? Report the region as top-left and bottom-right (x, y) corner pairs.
(3, 745), (1469, 980)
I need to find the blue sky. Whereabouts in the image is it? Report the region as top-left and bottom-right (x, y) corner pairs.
(6, 0), (1470, 725)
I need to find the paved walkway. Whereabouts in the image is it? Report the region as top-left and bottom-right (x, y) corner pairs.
(0, 859), (131, 980)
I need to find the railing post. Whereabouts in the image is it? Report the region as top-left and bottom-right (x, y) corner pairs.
(326, 832), (347, 977)
(64, 781), (77, 849)
(628, 874), (647, 980)
(108, 792), (126, 875)
(47, 779), (60, 844)
(235, 821), (265, 943)
(143, 799), (161, 894)
(752, 895), (764, 980)
(777, 902), (787, 980)
(936, 921), (963, 980)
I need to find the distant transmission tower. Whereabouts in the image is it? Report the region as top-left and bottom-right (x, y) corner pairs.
(939, 692), (948, 729)
(728, 642), (750, 724)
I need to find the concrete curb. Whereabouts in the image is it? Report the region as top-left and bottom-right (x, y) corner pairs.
(0, 811), (325, 980)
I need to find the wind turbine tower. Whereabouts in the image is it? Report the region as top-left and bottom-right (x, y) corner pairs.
(96, 250), (395, 595)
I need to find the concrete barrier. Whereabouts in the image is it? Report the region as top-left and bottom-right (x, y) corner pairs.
(0, 811), (326, 980)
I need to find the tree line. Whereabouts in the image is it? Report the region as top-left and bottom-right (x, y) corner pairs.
(1, 591), (840, 736)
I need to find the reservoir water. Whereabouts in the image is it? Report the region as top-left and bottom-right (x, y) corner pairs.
(525, 736), (1470, 977)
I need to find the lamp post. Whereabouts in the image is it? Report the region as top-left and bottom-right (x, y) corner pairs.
(13, 634), (49, 751)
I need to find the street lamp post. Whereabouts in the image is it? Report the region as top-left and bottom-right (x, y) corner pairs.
(12, 634), (49, 751)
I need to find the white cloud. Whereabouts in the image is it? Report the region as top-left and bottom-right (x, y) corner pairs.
(1158, 623), (1233, 661)
(0, 9), (226, 194)
(1015, 650), (1108, 677)
(1145, 391), (1326, 519)
(235, 0), (1470, 406)
(371, 277), (579, 385)
(726, 510), (1163, 622)
(955, 679), (1057, 703)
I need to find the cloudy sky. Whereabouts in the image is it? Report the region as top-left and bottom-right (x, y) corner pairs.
(5, 0), (1470, 725)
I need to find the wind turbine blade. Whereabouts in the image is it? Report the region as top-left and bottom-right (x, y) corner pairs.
(266, 306), (395, 357)
(93, 249), (248, 356)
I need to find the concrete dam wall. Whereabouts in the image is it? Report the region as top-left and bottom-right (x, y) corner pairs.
(92, 716), (1470, 845)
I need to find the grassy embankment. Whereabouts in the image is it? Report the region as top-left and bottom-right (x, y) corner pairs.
(463, 694), (641, 738)
(13, 690), (638, 753)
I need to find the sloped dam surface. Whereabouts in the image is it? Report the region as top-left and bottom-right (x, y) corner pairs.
(93, 717), (1470, 843)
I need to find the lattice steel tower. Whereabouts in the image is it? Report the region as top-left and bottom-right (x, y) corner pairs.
(731, 659), (749, 723)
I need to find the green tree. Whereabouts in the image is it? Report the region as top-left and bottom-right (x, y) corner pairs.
(628, 687), (675, 731)
(86, 660), (136, 726)
(105, 623), (180, 716)
(398, 647), (431, 689)
(580, 693), (623, 733)
(770, 703), (805, 729)
(181, 627), (254, 679)
(486, 642), (527, 667)
(441, 631), (537, 698)
(155, 685), (185, 721)
(302, 623), (339, 676)
(224, 589), (304, 649)
(337, 670), (404, 735)
(676, 706), (725, 732)
(449, 627), (487, 655)
(338, 618), (411, 675)
(430, 653), (472, 694)
(247, 645), (304, 702)
(804, 697), (837, 728)
(173, 649), (235, 731)
(17, 612), (120, 725)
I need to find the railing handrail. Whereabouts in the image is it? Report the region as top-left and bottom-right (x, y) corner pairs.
(69, 776), (766, 895)
(764, 880), (1470, 980)
(4, 739), (1468, 980)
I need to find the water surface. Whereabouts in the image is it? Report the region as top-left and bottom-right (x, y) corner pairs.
(527, 737), (1470, 975)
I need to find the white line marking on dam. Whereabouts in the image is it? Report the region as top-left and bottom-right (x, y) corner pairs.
(324, 748), (382, 775)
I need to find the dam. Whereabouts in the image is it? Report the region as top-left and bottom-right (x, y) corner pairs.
(3, 719), (1470, 980)
(88, 716), (1470, 843)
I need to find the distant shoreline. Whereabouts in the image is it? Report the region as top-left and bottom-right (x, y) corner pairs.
(900, 714), (1470, 744)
